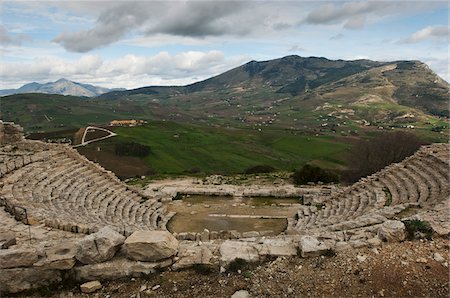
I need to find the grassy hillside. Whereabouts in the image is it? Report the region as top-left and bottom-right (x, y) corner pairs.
(77, 122), (350, 177)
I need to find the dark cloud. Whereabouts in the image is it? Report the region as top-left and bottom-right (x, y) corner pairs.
(53, 3), (151, 52)
(54, 1), (248, 52)
(146, 1), (247, 37)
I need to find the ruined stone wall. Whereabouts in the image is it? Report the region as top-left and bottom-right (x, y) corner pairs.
(0, 121), (24, 146)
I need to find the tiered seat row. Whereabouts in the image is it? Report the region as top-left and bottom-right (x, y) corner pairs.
(291, 144), (449, 233)
(0, 141), (175, 235)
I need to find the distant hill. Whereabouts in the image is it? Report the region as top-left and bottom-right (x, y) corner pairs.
(0, 78), (124, 97)
(99, 55), (449, 118)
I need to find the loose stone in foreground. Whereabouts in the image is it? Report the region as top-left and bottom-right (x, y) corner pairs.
(299, 235), (328, 258)
(80, 280), (102, 293)
(124, 230), (179, 261)
(377, 220), (406, 242)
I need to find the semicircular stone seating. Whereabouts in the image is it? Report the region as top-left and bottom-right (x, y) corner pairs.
(288, 143), (449, 234)
(0, 140), (175, 236)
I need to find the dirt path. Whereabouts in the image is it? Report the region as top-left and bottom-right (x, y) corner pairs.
(73, 126), (117, 148)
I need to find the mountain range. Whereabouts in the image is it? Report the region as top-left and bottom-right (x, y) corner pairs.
(0, 78), (123, 97)
(1, 55), (449, 133)
(99, 55), (449, 118)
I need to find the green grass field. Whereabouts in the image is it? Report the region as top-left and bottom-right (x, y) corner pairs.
(84, 121), (350, 176)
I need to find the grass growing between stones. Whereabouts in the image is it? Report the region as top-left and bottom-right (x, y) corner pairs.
(402, 219), (434, 240)
(383, 187), (392, 206)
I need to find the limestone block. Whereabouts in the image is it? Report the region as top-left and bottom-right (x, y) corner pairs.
(377, 220), (406, 242)
(299, 236), (328, 258)
(80, 280), (102, 293)
(229, 230), (241, 239)
(75, 227), (125, 264)
(200, 229), (210, 242)
(0, 248), (38, 269)
(219, 240), (260, 264)
(0, 232), (16, 249)
(172, 244), (213, 270)
(258, 238), (297, 257)
(231, 290), (252, 298)
(242, 231), (260, 238)
(75, 257), (173, 281)
(0, 268), (61, 294)
(335, 241), (352, 252)
(209, 231), (219, 240)
(367, 237), (382, 247)
(34, 241), (77, 270)
(124, 231), (178, 262)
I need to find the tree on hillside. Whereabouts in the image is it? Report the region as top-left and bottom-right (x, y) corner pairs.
(293, 164), (339, 185)
(344, 131), (425, 182)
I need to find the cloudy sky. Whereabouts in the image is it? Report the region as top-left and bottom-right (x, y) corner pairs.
(0, 0), (448, 89)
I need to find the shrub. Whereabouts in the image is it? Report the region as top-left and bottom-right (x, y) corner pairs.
(173, 193), (184, 200)
(324, 248), (337, 257)
(403, 219), (433, 240)
(192, 264), (215, 275)
(244, 165), (276, 174)
(227, 258), (249, 272)
(114, 141), (151, 157)
(293, 164), (339, 185)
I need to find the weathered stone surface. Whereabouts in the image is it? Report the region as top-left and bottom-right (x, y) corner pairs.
(367, 237), (382, 247)
(299, 236), (328, 258)
(200, 229), (210, 242)
(124, 230), (178, 261)
(229, 230), (241, 239)
(220, 240), (259, 264)
(231, 290), (251, 298)
(335, 241), (352, 252)
(0, 248), (38, 269)
(76, 227), (125, 264)
(172, 244), (213, 270)
(80, 280), (102, 293)
(75, 257), (173, 281)
(210, 231), (219, 240)
(34, 241), (77, 270)
(0, 268), (61, 294)
(0, 232), (16, 249)
(242, 231), (260, 238)
(433, 252), (445, 263)
(257, 238), (297, 257)
(377, 220), (406, 242)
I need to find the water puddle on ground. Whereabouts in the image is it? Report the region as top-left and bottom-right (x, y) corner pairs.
(166, 195), (302, 235)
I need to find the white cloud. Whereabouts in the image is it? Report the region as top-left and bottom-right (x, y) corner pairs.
(0, 51), (249, 89)
(400, 25), (450, 43)
(303, 1), (443, 29)
(0, 25), (30, 46)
